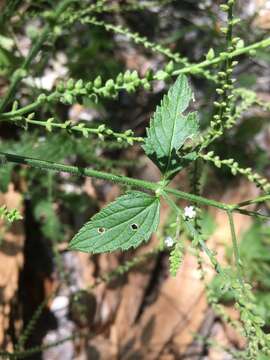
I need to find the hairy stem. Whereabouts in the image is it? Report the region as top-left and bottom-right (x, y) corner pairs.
(235, 194), (270, 208)
(173, 36), (270, 77)
(0, 151), (158, 191)
(162, 191), (224, 275)
(1, 151), (269, 218)
(227, 211), (244, 285)
(1, 37), (269, 120)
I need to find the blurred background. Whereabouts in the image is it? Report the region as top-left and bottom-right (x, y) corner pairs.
(0, 0), (270, 359)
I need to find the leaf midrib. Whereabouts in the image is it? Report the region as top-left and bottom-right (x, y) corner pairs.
(164, 93), (179, 176)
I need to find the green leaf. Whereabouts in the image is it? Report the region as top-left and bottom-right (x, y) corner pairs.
(142, 74), (199, 178)
(69, 191), (160, 253)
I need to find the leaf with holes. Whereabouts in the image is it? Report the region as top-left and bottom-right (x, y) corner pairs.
(142, 74), (199, 179)
(68, 191), (160, 253)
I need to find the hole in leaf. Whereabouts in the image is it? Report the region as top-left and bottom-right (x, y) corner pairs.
(131, 223), (138, 230)
(98, 227), (105, 234)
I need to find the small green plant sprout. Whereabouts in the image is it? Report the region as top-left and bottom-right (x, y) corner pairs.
(0, 205), (22, 223)
(69, 74), (199, 253)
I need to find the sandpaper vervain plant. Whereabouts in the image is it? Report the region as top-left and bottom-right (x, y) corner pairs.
(1, 0), (270, 359)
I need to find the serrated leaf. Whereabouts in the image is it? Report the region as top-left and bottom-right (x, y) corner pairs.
(142, 75), (199, 178)
(69, 191), (160, 253)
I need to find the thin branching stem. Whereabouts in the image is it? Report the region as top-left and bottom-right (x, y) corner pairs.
(227, 210), (244, 286)
(0, 37), (269, 120)
(1, 151), (269, 219)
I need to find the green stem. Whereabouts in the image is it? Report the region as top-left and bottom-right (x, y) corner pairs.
(173, 37), (270, 77)
(0, 151), (232, 211)
(0, 0), (74, 113)
(86, 17), (188, 66)
(164, 186), (231, 211)
(1, 37), (269, 119)
(15, 245), (159, 356)
(227, 211), (244, 286)
(162, 191), (224, 275)
(235, 194), (270, 208)
(0, 151), (157, 192)
(1, 152), (269, 217)
(226, 1), (234, 48)
(220, 0), (234, 128)
(0, 93), (59, 119)
(160, 190), (180, 213)
(16, 118), (143, 143)
(3, 333), (84, 359)
(16, 291), (56, 351)
(233, 207), (269, 220)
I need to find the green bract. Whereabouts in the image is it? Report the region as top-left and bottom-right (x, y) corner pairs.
(68, 191), (160, 253)
(142, 74), (199, 179)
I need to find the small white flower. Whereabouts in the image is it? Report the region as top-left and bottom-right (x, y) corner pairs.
(50, 296), (69, 318)
(184, 206), (196, 219)
(61, 183), (82, 194)
(165, 236), (174, 248)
